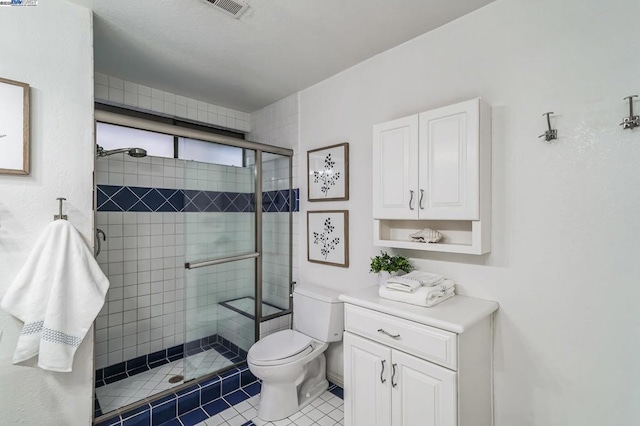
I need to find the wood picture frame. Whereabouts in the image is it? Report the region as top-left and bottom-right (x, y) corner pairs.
(0, 77), (30, 175)
(307, 142), (349, 201)
(307, 210), (349, 267)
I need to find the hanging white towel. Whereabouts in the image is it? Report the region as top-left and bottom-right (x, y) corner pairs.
(1, 220), (109, 372)
(379, 280), (455, 307)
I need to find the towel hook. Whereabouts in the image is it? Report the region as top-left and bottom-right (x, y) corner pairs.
(538, 112), (557, 142)
(54, 198), (68, 221)
(620, 95), (640, 130)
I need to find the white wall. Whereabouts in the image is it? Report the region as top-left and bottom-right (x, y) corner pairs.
(0, 1), (95, 425)
(299, 0), (640, 425)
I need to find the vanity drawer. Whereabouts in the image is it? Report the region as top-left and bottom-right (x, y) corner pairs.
(344, 304), (457, 370)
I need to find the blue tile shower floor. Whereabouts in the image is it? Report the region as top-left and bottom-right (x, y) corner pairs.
(193, 384), (344, 426)
(97, 346), (235, 414)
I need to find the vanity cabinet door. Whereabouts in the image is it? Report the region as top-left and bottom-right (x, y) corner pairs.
(344, 332), (392, 426)
(391, 349), (457, 426)
(373, 115), (419, 219)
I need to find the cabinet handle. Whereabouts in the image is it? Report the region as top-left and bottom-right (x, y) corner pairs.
(419, 189), (425, 210)
(409, 190), (415, 210)
(378, 328), (401, 339)
(391, 363), (398, 388)
(380, 360), (387, 384)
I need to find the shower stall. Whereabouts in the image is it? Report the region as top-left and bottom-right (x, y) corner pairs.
(92, 110), (294, 420)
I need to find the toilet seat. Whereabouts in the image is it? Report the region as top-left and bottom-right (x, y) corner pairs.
(248, 330), (314, 366)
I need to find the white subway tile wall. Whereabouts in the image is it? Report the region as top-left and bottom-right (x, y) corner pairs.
(94, 73), (251, 133)
(249, 93), (300, 314)
(262, 155), (293, 310)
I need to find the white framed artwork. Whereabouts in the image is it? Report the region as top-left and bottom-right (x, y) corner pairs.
(307, 142), (349, 201)
(307, 210), (349, 268)
(0, 77), (29, 175)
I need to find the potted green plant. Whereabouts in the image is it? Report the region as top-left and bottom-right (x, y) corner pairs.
(370, 251), (413, 286)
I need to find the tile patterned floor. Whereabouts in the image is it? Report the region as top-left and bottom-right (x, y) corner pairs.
(194, 388), (344, 426)
(97, 347), (234, 414)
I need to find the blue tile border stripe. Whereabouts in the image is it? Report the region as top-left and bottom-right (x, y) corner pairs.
(97, 185), (300, 213)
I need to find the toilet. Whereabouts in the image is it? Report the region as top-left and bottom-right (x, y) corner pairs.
(247, 283), (344, 421)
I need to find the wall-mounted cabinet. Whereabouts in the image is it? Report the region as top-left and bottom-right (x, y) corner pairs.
(372, 98), (491, 254)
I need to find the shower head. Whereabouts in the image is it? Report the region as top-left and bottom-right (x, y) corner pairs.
(96, 145), (148, 158)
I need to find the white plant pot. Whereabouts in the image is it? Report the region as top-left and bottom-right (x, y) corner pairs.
(378, 271), (402, 286)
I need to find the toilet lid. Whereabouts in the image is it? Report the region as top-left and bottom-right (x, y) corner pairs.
(248, 330), (313, 365)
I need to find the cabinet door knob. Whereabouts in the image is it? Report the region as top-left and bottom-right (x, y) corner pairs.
(419, 189), (425, 210)
(380, 360), (387, 384)
(391, 363), (398, 388)
(409, 190), (415, 210)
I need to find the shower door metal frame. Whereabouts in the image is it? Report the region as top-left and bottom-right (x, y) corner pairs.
(95, 109), (295, 342)
(93, 109), (294, 425)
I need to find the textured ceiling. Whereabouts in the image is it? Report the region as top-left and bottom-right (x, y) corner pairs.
(69, 0), (495, 112)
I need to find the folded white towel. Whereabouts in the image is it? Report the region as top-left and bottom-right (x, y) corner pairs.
(391, 270), (445, 287)
(384, 277), (423, 293)
(379, 280), (455, 307)
(1, 220), (109, 372)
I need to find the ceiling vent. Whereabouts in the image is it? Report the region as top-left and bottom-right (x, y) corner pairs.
(202, 0), (249, 19)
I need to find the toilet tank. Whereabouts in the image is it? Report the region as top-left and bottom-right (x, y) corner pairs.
(293, 284), (344, 343)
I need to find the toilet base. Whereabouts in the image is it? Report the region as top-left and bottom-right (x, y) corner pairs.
(256, 354), (328, 421)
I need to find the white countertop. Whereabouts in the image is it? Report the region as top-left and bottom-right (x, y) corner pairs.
(338, 286), (499, 334)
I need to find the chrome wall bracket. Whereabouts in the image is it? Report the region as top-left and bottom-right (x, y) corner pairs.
(538, 112), (558, 142)
(54, 197), (67, 220)
(620, 95), (640, 130)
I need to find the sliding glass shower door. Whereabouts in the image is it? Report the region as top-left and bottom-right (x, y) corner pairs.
(182, 139), (257, 381)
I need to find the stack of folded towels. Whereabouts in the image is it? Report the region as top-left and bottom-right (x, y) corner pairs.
(378, 270), (455, 308)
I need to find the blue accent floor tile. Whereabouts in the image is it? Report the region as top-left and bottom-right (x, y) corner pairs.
(178, 408), (208, 426)
(96, 417), (122, 426)
(242, 381), (261, 397)
(177, 390), (200, 415)
(200, 380), (221, 404)
(329, 386), (344, 399)
(202, 398), (230, 417)
(223, 389), (249, 406)
(105, 372), (128, 384)
(222, 374), (240, 396)
(151, 399), (176, 426)
(122, 410), (150, 426)
(157, 420), (181, 426)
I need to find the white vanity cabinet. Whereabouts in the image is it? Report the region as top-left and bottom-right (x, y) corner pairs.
(340, 287), (498, 426)
(372, 98), (491, 254)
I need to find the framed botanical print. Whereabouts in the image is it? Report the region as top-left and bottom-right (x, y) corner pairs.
(307, 210), (349, 267)
(0, 77), (29, 175)
(307, 142), (349, 201)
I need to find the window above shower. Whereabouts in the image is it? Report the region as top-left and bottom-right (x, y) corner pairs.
(97, 122), (244, 167)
